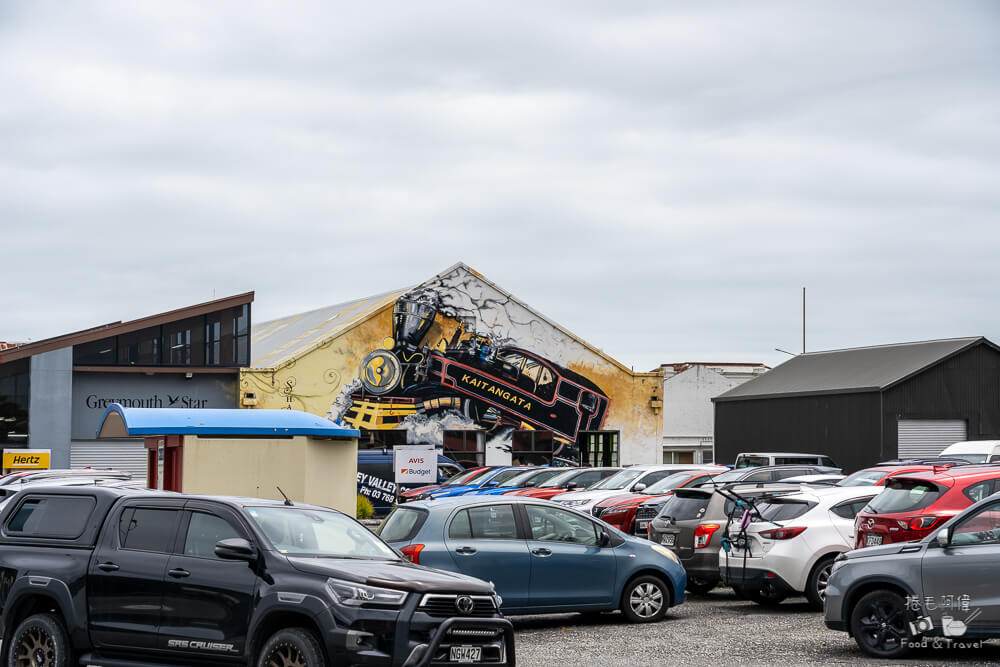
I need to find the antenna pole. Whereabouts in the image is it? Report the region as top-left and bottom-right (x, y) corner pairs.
(802, 287), (806, 353)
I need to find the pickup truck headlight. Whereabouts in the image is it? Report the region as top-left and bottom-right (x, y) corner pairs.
(327, 578), (408, 607)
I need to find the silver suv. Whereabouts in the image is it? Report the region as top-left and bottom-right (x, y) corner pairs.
(825, 491), (1000, 658)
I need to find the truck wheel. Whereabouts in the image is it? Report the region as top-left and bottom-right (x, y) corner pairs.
(8, 613), (72, 667)
(257, 627), (325, 667)
(620, 575), (671, 623)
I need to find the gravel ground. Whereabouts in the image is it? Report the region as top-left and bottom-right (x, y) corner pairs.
(511, 588), (1000, 666)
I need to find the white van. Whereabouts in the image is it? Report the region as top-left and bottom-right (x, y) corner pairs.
(734, 452), (839, 469)
(937, 440), (1000, 464)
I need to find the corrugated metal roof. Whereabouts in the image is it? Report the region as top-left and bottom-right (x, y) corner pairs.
(714, 337), (989, 402)
(250, 288), (407, 369)
(96, 404), (359, 437)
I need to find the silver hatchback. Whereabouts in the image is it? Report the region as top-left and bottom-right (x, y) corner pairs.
(825, 491), (1000, 658)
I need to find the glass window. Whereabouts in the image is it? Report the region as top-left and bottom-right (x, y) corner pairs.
(378, 508), (428, 542)
(183, 512), (243, 558)
(0, 364), (29, 446)
(950, 502), (1000, 546)
(837, 470), (886, 487)
(865, 481), (943, 514)
(637, 470), (674, 488)
(963, 480), (996, 503)
(73, 338), (116, 365)
(736, 456), (768, 469)
(773, 468), (809, 480)
(591, 469), (643, 490)
(525, 504), (599, 545)
(118, 326), (161, 365)
(755, 500), (816, 522)
(743, 470), (771, 482)
(6, 496), (96, 539)
(449, 505), (517, 540)
(121, 508), (181, 552)
(658, 493), (711, 521)
(482, 469), (525, 486)
(205, 305), (250, 366)
(831, 499), (876, 519)
(164, 317), (205, 366)
(247, 506), (398, 558)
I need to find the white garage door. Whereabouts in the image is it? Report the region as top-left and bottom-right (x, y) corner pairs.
(897, 419), (968, 459)
(70, 440), (148, 481)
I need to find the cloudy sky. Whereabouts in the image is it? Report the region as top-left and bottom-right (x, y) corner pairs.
(2, 1), (998, 371)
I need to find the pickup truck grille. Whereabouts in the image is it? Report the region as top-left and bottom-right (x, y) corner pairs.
(419, 594), (498, 618)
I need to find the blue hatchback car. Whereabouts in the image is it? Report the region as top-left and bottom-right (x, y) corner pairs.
(415, 466), (526, 501)
(378, 496), (686, 622)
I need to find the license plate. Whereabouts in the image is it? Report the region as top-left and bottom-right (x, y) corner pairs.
(450, 646), (482, 663)
(637, 521), (649, 532)
(660, 534), (676, 546)
(865, 534), (883, 547)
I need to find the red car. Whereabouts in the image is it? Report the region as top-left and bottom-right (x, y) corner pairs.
(837, 461), (963, 488)
(854, 464), (1000, 549)
(398, 466), (489, 503)
(503, 467), (620, 500)
(592, 469), (725, 533)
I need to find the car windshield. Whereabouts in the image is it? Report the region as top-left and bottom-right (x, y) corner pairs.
(247, 506), (399, 559)
(864, 481), (943, 514)
(709, 469), (747, 483)
(590, 469), (643, 490)
(658, 493), (711, 520)
(837, 470), (887, 487)
(501, 469), (557, 488)
(444, 468), (492, 486)
(947, 454), (988, 463)
(539, 470), (581, 488)
(736, 456), (768, 469)
(485, 469), (529, 486)
(645, 472), (700, 494)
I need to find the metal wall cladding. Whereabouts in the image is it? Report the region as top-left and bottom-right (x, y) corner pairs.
(715, 341), (1000, 472)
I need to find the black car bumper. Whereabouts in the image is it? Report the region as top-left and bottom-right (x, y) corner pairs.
(719, 565), (794, 595)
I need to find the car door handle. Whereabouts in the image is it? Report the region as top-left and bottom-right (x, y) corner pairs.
(531, 548), (552, 557)
(168, 568), (190, 578)
(455, 546), (477, 555)
(97, 562), (119, 572)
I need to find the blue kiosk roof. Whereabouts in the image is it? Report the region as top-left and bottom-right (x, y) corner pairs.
(96, 403), (360, 438)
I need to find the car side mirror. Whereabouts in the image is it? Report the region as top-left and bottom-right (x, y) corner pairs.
(215, 537), (257, 561)
(935, 527), (951, 549)
(486, 481), (498, 487)
(598, 531), (611, 548)
(566, 482), (579, 490)
(633, 483), (647, 493)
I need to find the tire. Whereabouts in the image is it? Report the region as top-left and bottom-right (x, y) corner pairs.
(730, 585), (749, 600)
(686, 577), (718, 595)
(805, 556), (837, 611)
(7, 613), (72, 667)
(620, 575), (671, 623)
(850, 590), (912, 659)
(743, 581), (788, 607)
(256, 627), (325, 667)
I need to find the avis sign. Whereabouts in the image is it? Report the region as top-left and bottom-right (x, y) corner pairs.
(393, 445), (436, 484)
(3, 449), (51, 470)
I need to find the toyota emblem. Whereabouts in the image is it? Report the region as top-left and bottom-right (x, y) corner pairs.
(865, 518), (875, 530)
(455, 596), (475, 615)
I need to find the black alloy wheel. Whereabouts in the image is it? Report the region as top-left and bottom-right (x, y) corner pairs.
(257, 628), (325, 667)
(9, 613), (71, 667)
(850, 590), (912, 659)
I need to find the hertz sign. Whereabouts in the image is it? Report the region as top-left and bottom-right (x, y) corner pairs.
(3, 449), (51, 470)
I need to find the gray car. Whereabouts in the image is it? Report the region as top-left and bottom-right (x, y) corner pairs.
(825, 491), (1000, 658)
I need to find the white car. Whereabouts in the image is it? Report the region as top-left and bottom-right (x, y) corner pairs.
(552, 465), (723, 513)
(717, 485), (882, 610)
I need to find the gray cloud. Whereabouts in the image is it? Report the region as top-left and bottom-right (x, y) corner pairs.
(1, 1), (998, 371)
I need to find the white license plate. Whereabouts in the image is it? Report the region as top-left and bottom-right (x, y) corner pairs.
(660, 533), (676, 546)
(450, 646), (482, 663)
(637, 521), (649, 532)
(865, 534), (883, 547)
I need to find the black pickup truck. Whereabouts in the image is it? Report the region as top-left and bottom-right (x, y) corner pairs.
(0, 486), (514, 666)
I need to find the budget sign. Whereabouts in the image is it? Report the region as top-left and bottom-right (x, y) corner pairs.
(393, 445), (437, 484)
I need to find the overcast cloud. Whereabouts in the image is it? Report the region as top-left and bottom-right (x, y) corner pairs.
(2, 1), (998, 371)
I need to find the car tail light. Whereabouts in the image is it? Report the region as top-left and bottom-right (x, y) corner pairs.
(759, 526), (807, 540)
(400, 544), (424, 564)
(906, 516), (941, 531)
(693, 524), (721, 548)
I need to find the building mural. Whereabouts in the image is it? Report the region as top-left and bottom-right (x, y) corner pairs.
(242, 264), (663, 464)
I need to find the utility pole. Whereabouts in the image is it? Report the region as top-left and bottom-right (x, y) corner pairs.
(802, 287), (806, 353)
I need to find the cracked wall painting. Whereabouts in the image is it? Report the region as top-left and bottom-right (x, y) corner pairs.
(327, 271), (610, 464)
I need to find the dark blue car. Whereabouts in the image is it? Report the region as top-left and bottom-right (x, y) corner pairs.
(379, 496), (686, 622)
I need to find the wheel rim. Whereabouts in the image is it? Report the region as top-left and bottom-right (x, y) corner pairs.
(265, 642), (308, 667)
(629, 581), (664, 618)
(857, 598), (908, 652)
(14, 626), (55, 667)
(815, 563), (833, 601)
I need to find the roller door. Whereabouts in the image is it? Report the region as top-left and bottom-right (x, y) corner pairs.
(70, 439), (148, 481)
(897, 419), (967, 459)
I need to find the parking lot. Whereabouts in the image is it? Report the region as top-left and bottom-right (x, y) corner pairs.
(513, 588), (1000, 666)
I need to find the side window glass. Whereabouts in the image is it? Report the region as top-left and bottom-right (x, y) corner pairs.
(639, 471), (671, 487)
(121, 508), (180, 553)
(572, 472), (601, 487)
(830, 503), (853, 519)
(525, 505), (599, 545)
(184, 512), (243, 559)
(450, 505), (517, 540)
(745, 470), (770, 482)
(951, 502), (1000, 546)
(964, 481), (994, 503)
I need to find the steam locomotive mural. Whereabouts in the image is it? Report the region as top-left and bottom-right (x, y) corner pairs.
(340, 297), (610, 448)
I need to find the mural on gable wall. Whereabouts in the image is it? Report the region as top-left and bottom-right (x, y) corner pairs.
(325, 271), (610, 463)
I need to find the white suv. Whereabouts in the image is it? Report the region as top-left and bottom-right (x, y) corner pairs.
(552, 465), (721, 513)
(717, 485), (882, 610)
